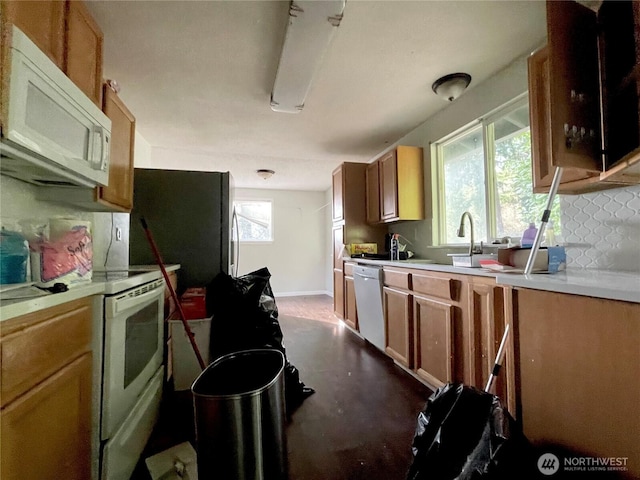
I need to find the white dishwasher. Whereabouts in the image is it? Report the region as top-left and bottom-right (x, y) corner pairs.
(352, 265), (386, 352)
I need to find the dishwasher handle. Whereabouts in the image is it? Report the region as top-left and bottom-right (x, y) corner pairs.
(353, 266), (383, 282)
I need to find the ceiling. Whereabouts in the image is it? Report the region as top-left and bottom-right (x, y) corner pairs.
(86, 1), (547, 191)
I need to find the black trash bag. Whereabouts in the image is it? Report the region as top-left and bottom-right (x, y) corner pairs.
(206, 267), (314, 412)
(407, 383), (535, 480)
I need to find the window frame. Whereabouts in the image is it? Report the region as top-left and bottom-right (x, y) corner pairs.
(432, 93), (531, 246)
(233, 199), (274, 243)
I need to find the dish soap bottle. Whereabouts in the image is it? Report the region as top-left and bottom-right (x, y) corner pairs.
(521, 222), (538, 248)
(544, 221), (556, 246)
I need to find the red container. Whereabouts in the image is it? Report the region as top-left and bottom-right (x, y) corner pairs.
(179, 287), (207, 320)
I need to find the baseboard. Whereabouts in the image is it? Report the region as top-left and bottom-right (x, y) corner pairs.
(274, 290), (333, 297)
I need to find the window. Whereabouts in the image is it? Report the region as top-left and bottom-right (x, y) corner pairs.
(434, 96), (560, 245)
(234, 200), (273, 242)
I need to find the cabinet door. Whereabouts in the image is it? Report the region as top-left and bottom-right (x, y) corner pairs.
(332, 224), (344, 270)
(528, 46), (594, 193)
(517, 289), (640, 477)
(467, 282), (503, 392)
(365, 161), (380, 224)
(379, 151), (398, 221)
(332, 166), (344, 222)
(1, 297), (92, 407)
(598, 1), (640, 168)
(344, 275), (358, 330)
(333, 268), (344, 319)
(547, 1), (601, 171)
(413, 294), (455, 388)
(98, 85), (135, 211)
(65, 0), (103, 106)
(1, 353), (92, 480)
(2, 0), (65, 69)
(383, 286), (412, 367)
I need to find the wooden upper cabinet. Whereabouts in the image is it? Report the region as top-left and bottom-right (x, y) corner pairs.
(367, 146), (425, 223)
(98, 85), (135, 211)
(332, 166), (344, 222)
(365, 161), (380, 224)
(528, 46), (598, 193)
(379, 150), (398, 221)
(547, 0), (601, 172)
(65, 0), (104, 107)
(532, 0), (640, 193)
(1, 0), (66, 69)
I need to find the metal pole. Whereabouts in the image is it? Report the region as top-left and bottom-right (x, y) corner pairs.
(484, 324), (510, 393)
(524, 167), (564, 275)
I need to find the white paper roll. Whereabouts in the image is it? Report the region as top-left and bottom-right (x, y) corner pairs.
(49, 217), (92, 242)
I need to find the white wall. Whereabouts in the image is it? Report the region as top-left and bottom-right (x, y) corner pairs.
(235, 188), (330, 296)
(324, 187), (333, 294)
(383, 54), (531, 259)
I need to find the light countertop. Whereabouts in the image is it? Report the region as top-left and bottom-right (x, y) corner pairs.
(347, 258), (640, 303)
(348, 258), (498, 278)
(0, 264), (180, 323)
(496, 269), (640, 304)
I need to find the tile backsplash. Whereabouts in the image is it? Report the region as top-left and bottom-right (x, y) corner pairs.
(561, 185), (640, 272)
(0, 175), (129, 269)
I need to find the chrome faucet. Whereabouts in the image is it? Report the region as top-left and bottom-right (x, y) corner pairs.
(457, 211), (481, 256)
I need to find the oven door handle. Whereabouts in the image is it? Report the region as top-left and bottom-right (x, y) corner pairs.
(111, 286), (163, 317)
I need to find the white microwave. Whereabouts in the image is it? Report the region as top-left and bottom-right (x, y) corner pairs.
(0, 26), (111, 188)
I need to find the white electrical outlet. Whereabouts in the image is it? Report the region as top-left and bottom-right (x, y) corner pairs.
(115, 227), (122, 241)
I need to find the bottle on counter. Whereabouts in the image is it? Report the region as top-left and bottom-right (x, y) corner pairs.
(0, 229), (30, 284)
(544, 221), (556, 246)
(390, 234), (400, 261)
(521, 222), (538, 248)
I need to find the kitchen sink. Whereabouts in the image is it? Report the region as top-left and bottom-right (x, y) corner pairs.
(447, 253), (496, 268)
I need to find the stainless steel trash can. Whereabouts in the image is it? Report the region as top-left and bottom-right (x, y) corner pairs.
(192, 349), (287, 480)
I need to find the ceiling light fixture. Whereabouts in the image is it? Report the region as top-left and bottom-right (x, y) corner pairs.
(270, 0), (346, 113)
(256, 169), (275, 179)
(432, 73), (472, 102)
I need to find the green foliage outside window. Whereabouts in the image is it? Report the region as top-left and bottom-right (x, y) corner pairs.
(437, 97), (561, 245)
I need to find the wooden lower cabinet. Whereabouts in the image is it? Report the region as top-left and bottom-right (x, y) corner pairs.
(413, 294), (455, 388)
(333, 268), (344, 319)
(517, 288), (640, 478)
(0, 297), (93, 480)
(380, 267), (516, 407)
(383, 286), (413, 367)
(1, 354), (92, 480)
(466, 277), (514, 410)
(344, 274), (358, 330)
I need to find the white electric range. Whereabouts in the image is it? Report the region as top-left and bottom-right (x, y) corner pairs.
(91, 266), (176, 480)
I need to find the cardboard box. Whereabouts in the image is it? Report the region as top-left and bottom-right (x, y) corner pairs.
(179, 287), (207, 319)
(350, 243), (377, 254)
(496, 246), (566, 273)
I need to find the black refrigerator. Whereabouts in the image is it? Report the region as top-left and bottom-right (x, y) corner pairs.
(129, 169), (237, 289)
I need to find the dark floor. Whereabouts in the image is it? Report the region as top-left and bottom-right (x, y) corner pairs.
(132, 310), (433, 479)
